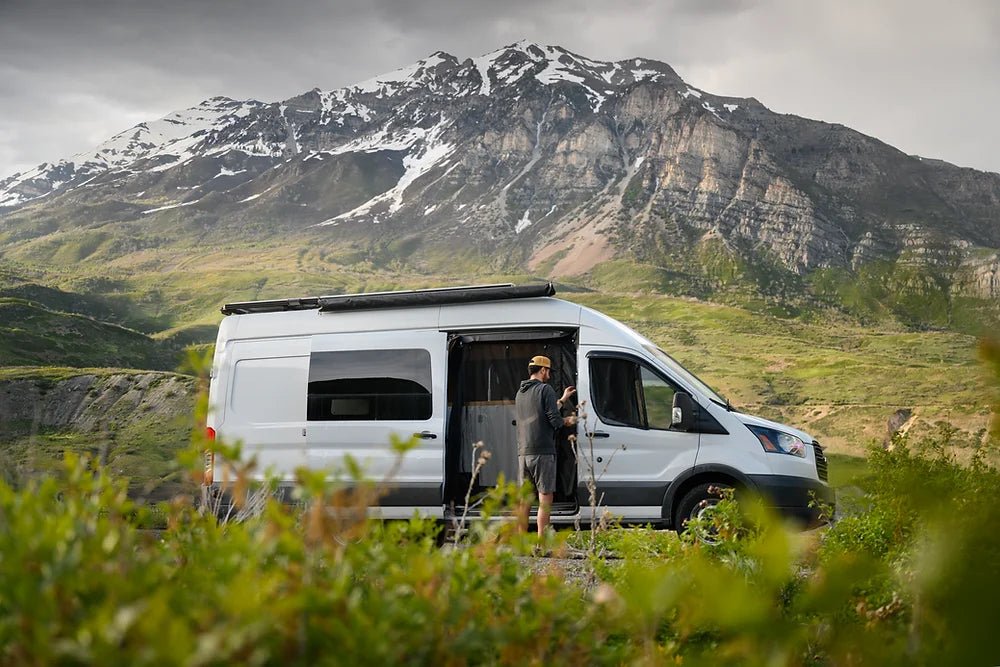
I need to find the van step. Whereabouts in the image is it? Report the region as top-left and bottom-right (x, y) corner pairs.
(450, 501), (578, 518)
(221, 283), (556, 316)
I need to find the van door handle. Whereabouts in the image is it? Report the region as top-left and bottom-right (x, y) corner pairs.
(414, 431), (438, 440)
(586, 431), (611, 439)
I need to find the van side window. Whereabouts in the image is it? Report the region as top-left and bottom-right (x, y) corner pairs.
(590, 357), (677, 430)
(308, 349), (432, 421)
(590, 357), (643, 428)
(640, 366), (676, 430)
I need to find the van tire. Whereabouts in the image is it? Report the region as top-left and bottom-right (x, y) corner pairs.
(675, 482), (733, 533)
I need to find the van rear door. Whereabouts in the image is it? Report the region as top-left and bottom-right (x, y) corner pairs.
(306, 330), (446, 517)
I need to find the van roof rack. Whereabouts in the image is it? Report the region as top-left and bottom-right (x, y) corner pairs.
(220, 282), (556, 316)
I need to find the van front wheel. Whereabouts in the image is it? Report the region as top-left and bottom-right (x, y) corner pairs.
(675, 482), (734, 535)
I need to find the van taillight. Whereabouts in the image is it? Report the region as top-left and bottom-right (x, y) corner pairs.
(204, 427), (216, 485)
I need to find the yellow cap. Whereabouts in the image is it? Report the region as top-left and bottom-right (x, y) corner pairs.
(529, 355), (552, 369)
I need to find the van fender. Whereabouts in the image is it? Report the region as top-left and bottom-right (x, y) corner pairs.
(661, 464), (758, 527)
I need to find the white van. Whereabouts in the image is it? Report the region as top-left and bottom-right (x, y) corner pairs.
(206, 284), (832, 529)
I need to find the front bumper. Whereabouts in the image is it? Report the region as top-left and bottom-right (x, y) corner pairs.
(748, 474), (835, 527)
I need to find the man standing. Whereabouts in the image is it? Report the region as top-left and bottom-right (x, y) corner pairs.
(515, 355), (576, 537)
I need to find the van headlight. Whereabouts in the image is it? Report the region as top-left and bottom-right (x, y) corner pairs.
(746, 425), (807, 458)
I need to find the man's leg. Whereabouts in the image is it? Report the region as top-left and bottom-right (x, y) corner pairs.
(536, 454), (557, 538)
(536, 492), (553, 537)
(516, 498), (531, 534)
(516, 455), (531, 534)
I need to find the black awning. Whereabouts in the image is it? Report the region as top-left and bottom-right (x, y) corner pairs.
(221, 283), (556, 316)
(316, 283), (555, 313)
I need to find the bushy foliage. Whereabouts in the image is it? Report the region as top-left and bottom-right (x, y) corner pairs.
(2, 439), (997, 665)
(1, 342), (998, 665)
(0, 454), (624, 665)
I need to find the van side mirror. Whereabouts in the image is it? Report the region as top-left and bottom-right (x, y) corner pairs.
(671, 392), (695, 431)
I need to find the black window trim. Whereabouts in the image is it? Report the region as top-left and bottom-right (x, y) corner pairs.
(307, 348), (434, 422)
(586, 349), (729, 435)
(587, 351), (684, 432)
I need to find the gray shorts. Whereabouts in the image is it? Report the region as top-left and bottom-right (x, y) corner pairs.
(519, 454), (556, 495)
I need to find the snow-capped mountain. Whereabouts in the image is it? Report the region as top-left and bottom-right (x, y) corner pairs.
(0, 97), (265, 207)
(0, 44), (689, 209)
(2, 41), (998, 298)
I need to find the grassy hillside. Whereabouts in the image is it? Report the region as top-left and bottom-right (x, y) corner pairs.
(590, 254), (1000, 336)
(0, 299), (180, 370)
(571, 293), (992, 456)
(0, 252), (992, 465)
(0, 274), (170, 332)
(6, 231), (999, 332)
(0, 367), (195, 499)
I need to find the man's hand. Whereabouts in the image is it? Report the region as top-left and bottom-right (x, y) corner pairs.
(559, 386), (576, 404)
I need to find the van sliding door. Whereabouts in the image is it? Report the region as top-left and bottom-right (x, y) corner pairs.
(444, 330), (578, 512)
(307, 331), (447, 518)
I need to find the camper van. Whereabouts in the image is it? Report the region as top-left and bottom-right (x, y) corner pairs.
(206, 283), (832, 529)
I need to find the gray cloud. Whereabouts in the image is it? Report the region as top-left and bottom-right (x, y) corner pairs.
(1, 0), (998, 177)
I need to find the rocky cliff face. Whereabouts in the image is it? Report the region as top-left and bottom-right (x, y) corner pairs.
(2, 42), (998, 298)
(0, 372), (193, 433)
(0, 371), (196, 497)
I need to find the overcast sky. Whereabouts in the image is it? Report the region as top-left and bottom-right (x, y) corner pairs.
(2, 0), (998, 178)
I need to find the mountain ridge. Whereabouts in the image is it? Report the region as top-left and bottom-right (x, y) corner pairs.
(1, 41), (998, 306)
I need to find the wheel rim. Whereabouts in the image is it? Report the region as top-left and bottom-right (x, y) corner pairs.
(689, 499), (722, 545)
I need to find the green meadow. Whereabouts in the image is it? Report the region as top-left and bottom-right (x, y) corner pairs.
(1, 247), (996, 494)
(1, 245), (998, 664)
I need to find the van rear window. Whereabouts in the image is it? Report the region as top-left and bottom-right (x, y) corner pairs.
(307, 349), (432, 421)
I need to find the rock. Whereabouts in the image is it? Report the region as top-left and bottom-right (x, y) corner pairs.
(886, 408), (913, 445)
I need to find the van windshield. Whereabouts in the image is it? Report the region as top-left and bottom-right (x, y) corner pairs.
(642, 344), (729, 408)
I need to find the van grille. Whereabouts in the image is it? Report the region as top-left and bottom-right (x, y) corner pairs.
(812, 441), (828, 482)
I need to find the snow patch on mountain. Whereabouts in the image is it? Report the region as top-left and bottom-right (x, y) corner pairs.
(94, 98), (256, 170)
(533, 45), (609, 110)
(318, 89), (375, 125)
(473, 56), (493, 97)
(631, 69), (663, 82)
(317, 119), (455, 225)
(214, 167), (246, 178)
(328, 118), (437, 155)
(514, 209), (532, 233)
(478, 51), (536, 90)
(352, 52), (451, 97)
(142, 199), (200, 214)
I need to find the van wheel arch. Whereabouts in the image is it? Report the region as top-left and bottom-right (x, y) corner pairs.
(662, 466), (753, 530)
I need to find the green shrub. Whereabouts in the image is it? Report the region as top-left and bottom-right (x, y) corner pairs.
(2, 341), (999, 664)
(2, 438), (1000, 665)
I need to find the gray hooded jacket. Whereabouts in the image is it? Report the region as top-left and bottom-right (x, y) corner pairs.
(515, 379), (563, 456)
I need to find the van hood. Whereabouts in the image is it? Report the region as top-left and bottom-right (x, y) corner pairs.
(733, 411), (814, 444)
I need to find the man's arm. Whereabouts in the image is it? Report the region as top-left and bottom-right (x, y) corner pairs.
(556, 385), (576, 410)
(541, 385), (563, 431)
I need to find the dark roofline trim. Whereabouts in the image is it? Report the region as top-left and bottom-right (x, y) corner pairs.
(220, 283), (556, 316)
